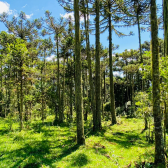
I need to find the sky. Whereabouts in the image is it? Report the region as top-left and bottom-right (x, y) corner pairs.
(0, 0), (163, 56)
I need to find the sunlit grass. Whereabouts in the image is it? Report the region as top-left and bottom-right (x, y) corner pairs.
(0, 115), (160, 168)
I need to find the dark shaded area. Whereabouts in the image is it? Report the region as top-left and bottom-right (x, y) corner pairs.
(85, 126), (106, 137)
(105, 130), (150, 149)
(0, 138), (79, 168)
(0, 129), (10, 136)
(0, 120), (79, 168)
(23, 162), (41, 168)
(70, 153), (89, 167)
(30, 121), (53, 133)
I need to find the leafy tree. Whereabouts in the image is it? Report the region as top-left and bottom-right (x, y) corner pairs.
(135, 91), (152, 130)
(0, 31), (15, 117)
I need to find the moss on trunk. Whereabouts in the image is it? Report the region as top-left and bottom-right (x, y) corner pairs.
(151, 0), (166, 166)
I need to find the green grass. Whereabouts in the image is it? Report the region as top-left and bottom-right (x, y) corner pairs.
(0, 115), (161, 168)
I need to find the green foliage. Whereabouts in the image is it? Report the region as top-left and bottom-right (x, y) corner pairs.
(134, 91), (152, 118)
(115, 106), (125, 116)
(140, 51), (151, 80)
(104, 102), (110, 112)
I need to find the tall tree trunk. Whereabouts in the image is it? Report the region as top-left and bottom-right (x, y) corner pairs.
(165, 100), (168, 129)
(151, 0), (166, 166)
(94, 0), (101, 131)
(61, 50), (65, 122)
(17, 71), (20, 121)
(57, 36), (62, 123)
(54, 35), (61, 124)
(19, 61), (23, 131)
(131, 74), (135, 117)
(74, 0), (85, 145)
(104, 69), (106, 103)
(44, 50), (46, 119)
(0, 54), (3, 116)
(70, 55), (73, 120)
(164, 101), (167, 151)
(25, 102), (28, 122)
(164, 0), (168, 57)
(84, 0), (95, 121)
(42, 50), (46, 122)
(108, 3), (117, 125)
(7, 65), (11, 115)
(83, 66), (85, 98)
(137, 9), (144, 91)
(84, 69), (88, 121)
(41, 67), (44, 121)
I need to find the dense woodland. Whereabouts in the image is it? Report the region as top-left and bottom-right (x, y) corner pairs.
(0, 0), (168, 167)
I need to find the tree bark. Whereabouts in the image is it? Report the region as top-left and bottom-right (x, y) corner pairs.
(108, 3), (117, 125)
(164, 0), (168, 57)
(70, 55), (73, 120)
(19, 61), (23, 131)
(74, 0), (85, 145)
(61, 50), (65, 122)
(151, 0), (166, 166)
(94, 0), (101, 131)
(84, 0), (95, 122)
(136, 7), (144, 91)
(0, 54), (3, 116)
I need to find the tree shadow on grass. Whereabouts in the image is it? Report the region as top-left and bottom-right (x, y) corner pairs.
(70, 153), (90, 167)
(86, 127), (106, 138)
(0, 137), (79, 168)
(30, 121), (53, 133)
(29, 123), (74, 143)
(56, 144), (79, 160)
(4, 140), (51, 168)
(85, 122), (151, 149)
(105, 130), (152, 149)
(23, 162), (41, 168)
(0, 129), (10, 136)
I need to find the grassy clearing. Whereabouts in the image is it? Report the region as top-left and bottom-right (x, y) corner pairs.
(0, 116), (161, 168)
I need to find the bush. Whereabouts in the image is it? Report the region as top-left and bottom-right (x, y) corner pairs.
(104, 102), (110, 112)
(115, 106), (125, 116)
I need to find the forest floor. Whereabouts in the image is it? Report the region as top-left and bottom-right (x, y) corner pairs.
(0, 115), (164, 168)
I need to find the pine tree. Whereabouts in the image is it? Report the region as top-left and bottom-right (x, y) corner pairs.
(94, 0), (101, 131)
(164, 0), (168, 57)
(151, 0), (166, 166)
(74, 0), (85, 145)
(44, 11), (66, 124)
